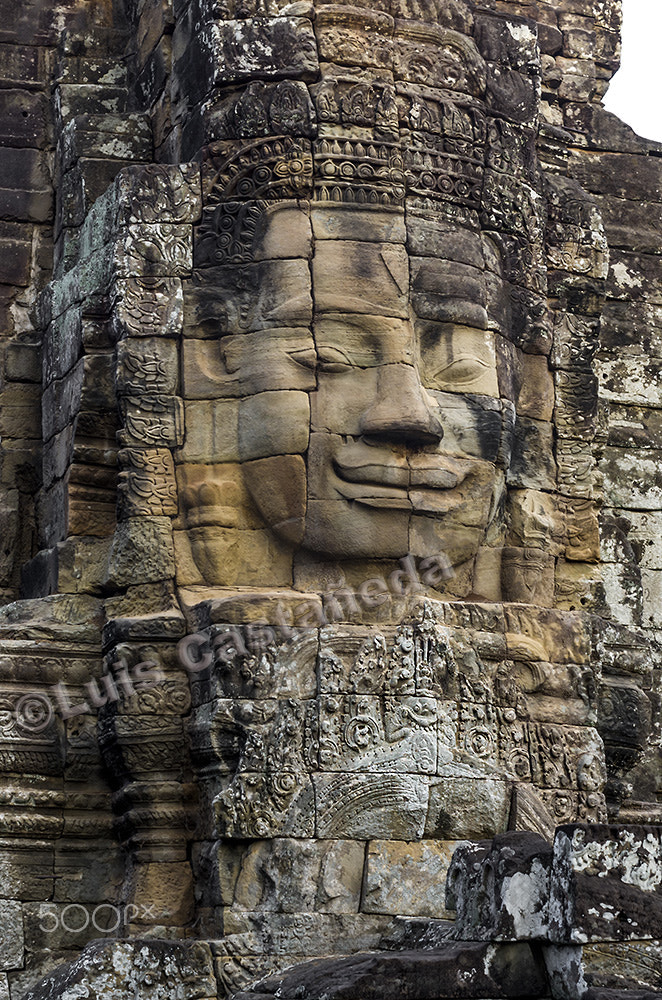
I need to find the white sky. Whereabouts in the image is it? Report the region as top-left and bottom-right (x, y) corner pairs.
(602, 0), (662, 142)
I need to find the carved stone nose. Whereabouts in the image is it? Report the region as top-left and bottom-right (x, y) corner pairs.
(359, 364), (444, 446)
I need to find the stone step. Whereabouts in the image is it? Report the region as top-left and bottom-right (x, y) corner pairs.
(239, 943), (549, 999)
(585, 991), (662, 1000)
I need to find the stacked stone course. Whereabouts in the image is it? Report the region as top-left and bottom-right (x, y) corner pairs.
(1, 1), (662, 999)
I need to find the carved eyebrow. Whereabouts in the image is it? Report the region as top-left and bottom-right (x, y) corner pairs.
(315, 314), (390, 335)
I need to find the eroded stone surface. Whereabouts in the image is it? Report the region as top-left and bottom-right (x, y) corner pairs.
(0, 0), (661, 998)
(550, 825), (662, 944)
(235, 942), (549, 998)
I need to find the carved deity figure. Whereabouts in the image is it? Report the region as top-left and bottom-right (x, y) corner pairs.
(181, 200), (511, 590)
(0, 0), (660, 997)
(167, 3), (613, 868)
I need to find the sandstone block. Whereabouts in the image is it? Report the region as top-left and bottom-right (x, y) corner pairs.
(502, 546), (556, 606)
(314, 772), (429, 840)
(316, 7), (393, 69)
(227, 838), (364, 914)
(60, 113), (152, 172)
(52, 538), (112, 595)
(56, 83), (128, 119)
(0, 900), (24, 970)
(188, 624), (317, 701)
(313, 240), (409, 318)
(517, 354), (555, 421)
(116, 338), (179, 397)
(599, 356), (662, 409)
(126, 861), (194, 926)
(0, 847), (54, 903)
(411, 257), (488, 329)
(252, 201), (312, 260)
(107, 516), (176, 586)
(447, 832), (553, 941)
(609, 510), (662, 570)
(5, 340), (41, 382)
(408, 213), (484, 267)
(606, 250), (662, 305)
(592, 193), (662, 255)
(43, 308), (82, 385)
(601, 448), (662, 509)
(0, 89), (49, 147)
(417, 322), (499, 397)
(425, 777), (510, 839)
(238, 391), (310, 461)
(312, 205), (405, 244)
(216, 771), (315, 839)
(243, 942), (548, 998)
(581, 939), (662, 992)
(555, 560), (606, 614)
(118, 447), (178, 519)
(116, 224), (193, 278)
(0, 383), (42, 439)
(550, 825), (662, 944)
(209, 18), (319, 87)
(52, 844), (124, 904)
(113, 276), (183, 340)
(182, 329), (316, 399)
(242, 455), (307, 544)
(13, 941), (216, 1000)
(114, 163), (202, 224)
(176, 461), (262, 532)
(220, 911), (389, 957)
(509, 417), (557, 492)
(185, 525), (294, 587)
(363, 840), (459, 918)
(0, 228), (31, 287)
(184, 259), (312, 335)
(303, 499), (410, 560)
(178, 399), (239, 462)
(22, 902), (101, 955)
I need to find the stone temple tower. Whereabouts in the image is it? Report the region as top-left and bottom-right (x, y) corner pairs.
(0, 0), (661, 997)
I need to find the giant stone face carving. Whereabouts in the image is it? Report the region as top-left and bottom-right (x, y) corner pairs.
(170, 2), (612, 869)
(178, 48), (543, 600)
(235, 207), (508, 575)
(3, 0), (661, 996)
(166, 3), (619, 883)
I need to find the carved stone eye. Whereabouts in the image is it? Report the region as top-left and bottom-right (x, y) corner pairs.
(288, 347), (318, 370)
(316, 347), (353, 373)
(431, 356), (489, 387)
(289, 346), (353, 373)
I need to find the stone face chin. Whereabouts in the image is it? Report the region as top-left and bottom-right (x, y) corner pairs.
(0, 1), (661, 999)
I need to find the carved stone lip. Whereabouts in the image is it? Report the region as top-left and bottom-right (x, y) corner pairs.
(350, 497), (412, 510)
(410, 466), (461, 489)
(332, 466), (412, 509)
(409, 490), (461, 513)
(333, 461), (409, 488)
(332, 454), (462, 508)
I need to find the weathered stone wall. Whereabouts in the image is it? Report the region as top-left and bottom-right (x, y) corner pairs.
(1, 1), (662, 999)
(0, 0), (136, 602)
